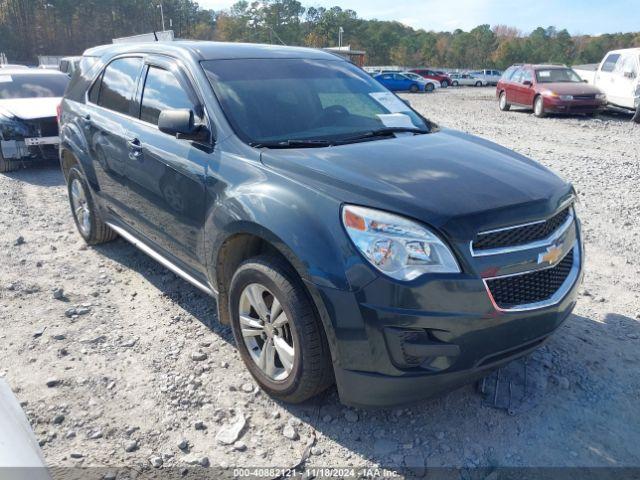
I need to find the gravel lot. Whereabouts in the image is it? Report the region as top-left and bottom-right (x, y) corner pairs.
(1, 87), (639, 477)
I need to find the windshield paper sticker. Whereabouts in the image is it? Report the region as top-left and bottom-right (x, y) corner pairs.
(377, 113), (415, 129)
(369, 92), (410, 113)
(0, 75), (12, 83)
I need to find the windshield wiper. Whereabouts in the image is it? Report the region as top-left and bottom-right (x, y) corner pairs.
(250, 139), (333, 149)
(336, 127), (429, 144)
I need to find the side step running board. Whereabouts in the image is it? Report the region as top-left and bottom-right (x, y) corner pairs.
(106, 222), (217, 297)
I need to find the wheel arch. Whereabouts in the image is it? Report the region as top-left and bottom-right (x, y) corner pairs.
(211, 225), (341, 365)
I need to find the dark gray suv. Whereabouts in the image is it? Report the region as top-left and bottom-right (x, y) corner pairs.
(59, 41), (583, 407)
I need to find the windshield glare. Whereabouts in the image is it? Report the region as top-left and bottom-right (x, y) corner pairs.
(202, 58), (429, 145)
(535, 68), (582, 83)
(0, 74), (69, 99)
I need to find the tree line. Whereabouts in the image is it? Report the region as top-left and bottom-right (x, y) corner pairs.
(1, 0), (638, 68)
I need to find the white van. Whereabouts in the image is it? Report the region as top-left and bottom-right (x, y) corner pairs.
(575, 48), (640, 122)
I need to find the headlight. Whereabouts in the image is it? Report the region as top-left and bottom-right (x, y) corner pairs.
(341, 205), (460, 281)
(559, 94), (574, 101)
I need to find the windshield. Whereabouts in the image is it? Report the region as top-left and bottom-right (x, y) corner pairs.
(202, 58), (429, 145)
(535, 68), (582, 83)
(0, 73), (68, 99)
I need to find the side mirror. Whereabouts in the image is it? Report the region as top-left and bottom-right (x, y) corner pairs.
(158, 109), (207, 141)
(523, 80), (533, 87)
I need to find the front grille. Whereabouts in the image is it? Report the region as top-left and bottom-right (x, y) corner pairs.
(486, 249), (574, 309)
(473, 206), (571, 252)
(573, 94), (596, 101)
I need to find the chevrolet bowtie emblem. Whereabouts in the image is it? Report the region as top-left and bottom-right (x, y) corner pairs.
(538, 244), (563, 265)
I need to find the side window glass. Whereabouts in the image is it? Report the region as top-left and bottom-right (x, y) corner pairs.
(521, 70), (533, 83)
(510, 69), (523, 83)
(601, 54), (620, 73)
(98, 57), (143, 115)
(618, 55), (638, 77)
(140, 66), (196, 125)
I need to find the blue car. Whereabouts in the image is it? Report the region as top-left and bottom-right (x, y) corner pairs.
(59, 42), (582, 407)
(374, 72), (426, 92)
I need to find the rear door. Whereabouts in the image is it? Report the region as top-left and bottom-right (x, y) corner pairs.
(85, 57), (144, 220)
(123, 56), (209, 273)
(394, 74), (411, 91)
(504, 68), (521, 103)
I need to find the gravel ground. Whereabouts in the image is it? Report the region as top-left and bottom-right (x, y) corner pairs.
(1, 87), (639, 477)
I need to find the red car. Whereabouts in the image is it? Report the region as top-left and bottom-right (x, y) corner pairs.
(496, 64), (606, 117)
(409, 68), (451, 88)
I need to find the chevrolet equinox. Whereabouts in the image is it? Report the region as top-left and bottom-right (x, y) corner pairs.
(59, 42), (583, 407)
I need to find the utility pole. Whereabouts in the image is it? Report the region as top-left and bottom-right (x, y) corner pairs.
(338, 26), (344, 48)
(157, 2), (165, 31)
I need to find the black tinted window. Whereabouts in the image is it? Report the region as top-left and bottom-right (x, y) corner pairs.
(97, 57), (143, 115)
(0, 73), (68, 99)
(601, 54), (620, 72)
(140, 66), (195, 125)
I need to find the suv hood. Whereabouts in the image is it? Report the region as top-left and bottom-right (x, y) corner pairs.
(539, 82), (602, 95)
(0, 97), (60, 121)
(261, 129), (571, 236)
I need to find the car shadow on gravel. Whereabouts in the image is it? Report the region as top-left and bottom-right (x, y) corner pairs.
(3, 162), (65, 187)
(93, 238), (234, 344)
(277, 312), (640, 470)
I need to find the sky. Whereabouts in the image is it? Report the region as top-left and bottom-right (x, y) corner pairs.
(201, 0), (640, 35)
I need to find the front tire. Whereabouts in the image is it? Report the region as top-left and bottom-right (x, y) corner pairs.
(534, 96), (546, 118)
(425, 83), (435, 92)
(409, 84), (419, 93)
(475, 81), (482, 87)
(440, 80), (449, 88)
(499, 91), (511, 111)
(67, 167), (117, 245)
(229, 255), (333, 403)
(452, 80), (459, 87)
(633, 104), (640, 124)
(0, 152), (20, 173)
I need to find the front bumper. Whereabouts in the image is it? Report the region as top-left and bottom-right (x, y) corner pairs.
(543, 97), (605, 114)
(315, 242), (583, 407)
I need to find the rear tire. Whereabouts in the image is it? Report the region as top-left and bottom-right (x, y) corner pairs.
(475, 81), (482, 87)
(452, 80), (459, 87)
(409, 84), (419, 93)
(534, 96), (546, 118)
(67, 166), (117, 245)
(229, 255), (333, 404)
(633, 104), (640, 124)
(425, 83), (435, 92)
(0, 152), (20, 173)
(440, 80), (449, 88)
(499, 92), (511, 111)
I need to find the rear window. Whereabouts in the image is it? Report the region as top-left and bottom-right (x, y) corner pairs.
(0, 73), (68, 99)
(601, 54), (621, 73)
(96, 57), (143, 116)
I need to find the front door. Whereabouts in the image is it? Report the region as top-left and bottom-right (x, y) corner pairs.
(595, 53), (621, 102)
(610, 53), (639, 109)
(123, 58), (209, 273)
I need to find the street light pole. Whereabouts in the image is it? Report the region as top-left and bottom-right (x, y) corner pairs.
(338, 26), (344, 48)
(157, 3), (165, 31)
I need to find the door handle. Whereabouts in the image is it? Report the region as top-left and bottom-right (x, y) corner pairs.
(127, 137), (143, 160)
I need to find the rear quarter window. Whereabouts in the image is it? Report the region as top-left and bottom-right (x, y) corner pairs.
(64, 56), (100, 102)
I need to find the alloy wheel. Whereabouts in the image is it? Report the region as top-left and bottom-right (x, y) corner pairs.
(70, 178), (91, 236)
(239, 283), (295, 381)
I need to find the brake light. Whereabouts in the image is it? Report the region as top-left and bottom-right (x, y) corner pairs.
(56, 103), (62, 124)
